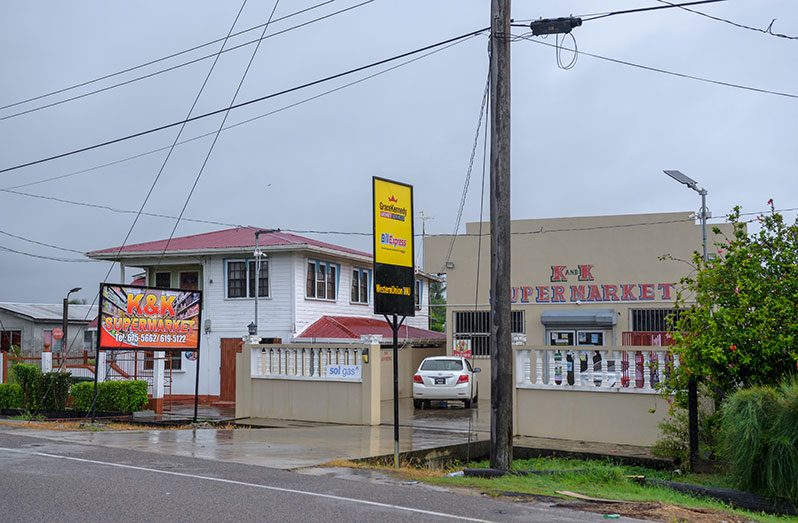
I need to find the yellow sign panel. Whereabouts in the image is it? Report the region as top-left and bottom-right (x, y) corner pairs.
(373, 177), (413, 268)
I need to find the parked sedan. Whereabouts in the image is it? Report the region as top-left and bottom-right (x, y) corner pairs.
(412, 356), (480, 408)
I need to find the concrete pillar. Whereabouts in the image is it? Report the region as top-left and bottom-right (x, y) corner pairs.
(97, 351), (107, 382)
(41, 351), (52, 373)
(152, 351), (165, 414)
(361, 342), (382, 426)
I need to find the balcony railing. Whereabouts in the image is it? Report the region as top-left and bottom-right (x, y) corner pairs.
(251, 344), (363, 382)
(515, 347), (678, 393)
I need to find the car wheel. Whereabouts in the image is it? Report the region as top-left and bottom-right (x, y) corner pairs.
(463, 398), (472, 409)
(413, 399), (423, 409)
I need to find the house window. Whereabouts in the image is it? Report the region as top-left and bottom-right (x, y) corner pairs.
(306, 260), (338, 300)
(452, 310), (525, 357)
(351, 268), (370, 304)
(83, 331), (95, 352)
(226, 259), (269, 298)
(630, 308), (684, 331)
(414, 280), (423, 310)
(179, 271), (199, 290)
(154, 272), (171, 289)
(143, 351), (182, 371)
(0, 330), (21, 352)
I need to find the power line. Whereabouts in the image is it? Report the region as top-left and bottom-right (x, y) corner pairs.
(515, 33), (798, 100)
(441, 60), (491, 273)
(0, 0), (339, 113)
(581, 0), (727, 21)
(655, 0), (798, 40)
(155, 0), (283, 267)
(0, 26), (491, 175)
(0, 244), (98, 263)
(1, 34), (478, 190)
(0, 228), (86, 254)
(0, 1), (376, 121)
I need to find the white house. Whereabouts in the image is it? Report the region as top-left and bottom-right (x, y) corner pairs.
(86, 227), (440, 399)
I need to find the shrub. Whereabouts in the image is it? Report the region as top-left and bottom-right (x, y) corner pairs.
(11, 363), (41, 410)
(37, 372), (73, 411)
(720, 377), (798, 503)
(71, 380), (149, 413)
(0, 383), (22, 409)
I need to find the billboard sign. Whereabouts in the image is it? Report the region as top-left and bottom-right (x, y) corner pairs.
(97, 283), (201, 351)
(372, 177), (415, 316)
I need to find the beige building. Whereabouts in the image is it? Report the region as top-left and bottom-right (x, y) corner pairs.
(424, 211), (732, 446)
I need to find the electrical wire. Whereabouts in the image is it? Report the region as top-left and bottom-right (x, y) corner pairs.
(54, 0), (252, 388)
(582, 0), (727, 21)
(0, 1), (377, 121)
(0, 0), (339, 113)
(0, 228), (86, 254)
(0, 26), (491, 175)
(555, 32), (578, 70)
(514, 33), (798, 100)
(1, 34), (479, 190)
(154, 0), (282, 267)
(655, 0), (798, 40)
(0, 244), (98, 263)
(440, 63), (491, 274)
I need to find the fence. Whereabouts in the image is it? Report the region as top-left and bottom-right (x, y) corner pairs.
(513, 346), (673, 446)
(251, 346), (363, 381)
(238, 342), (381, 425)
(514, 347), (678, 393)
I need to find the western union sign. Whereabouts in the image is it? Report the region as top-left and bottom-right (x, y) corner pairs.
(373, 176), (415, 316)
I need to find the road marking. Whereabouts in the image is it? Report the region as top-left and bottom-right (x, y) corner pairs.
(0, 447), (493, 522)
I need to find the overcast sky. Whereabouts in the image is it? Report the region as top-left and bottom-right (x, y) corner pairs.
(1, 0), (796, 304)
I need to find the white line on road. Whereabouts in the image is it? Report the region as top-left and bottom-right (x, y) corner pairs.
(0, 447), (493, 522)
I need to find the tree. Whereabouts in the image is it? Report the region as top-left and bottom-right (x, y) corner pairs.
(429, 280), (446, 333)
(666, 204), (798, 402)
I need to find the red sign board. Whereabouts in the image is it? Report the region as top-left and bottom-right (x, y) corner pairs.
(52, 328), (64, 340)
(97, 283), (202, 351)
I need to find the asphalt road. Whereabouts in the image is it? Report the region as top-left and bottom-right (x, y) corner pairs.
(0, 430), (634, 522)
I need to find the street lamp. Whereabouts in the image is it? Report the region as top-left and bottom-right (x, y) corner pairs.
(662, 169), (709, 473)
(663, 170), (709, 263)
(62, 287), (81, 357)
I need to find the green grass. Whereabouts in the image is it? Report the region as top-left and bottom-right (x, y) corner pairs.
(423, 457), (797, 523)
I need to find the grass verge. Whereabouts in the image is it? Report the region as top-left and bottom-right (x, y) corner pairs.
(334, 457), (797, 523)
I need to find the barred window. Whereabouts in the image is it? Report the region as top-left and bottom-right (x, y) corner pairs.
(453, 310), (525, 357)
(630, 308), (684, 332)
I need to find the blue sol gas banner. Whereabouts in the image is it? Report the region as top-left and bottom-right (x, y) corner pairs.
(372, 176), (415, 316)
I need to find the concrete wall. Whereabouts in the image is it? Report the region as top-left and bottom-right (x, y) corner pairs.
(379, 346), (446, 400)
(515, 387), (669, 446)
(236, 342), (382, 425)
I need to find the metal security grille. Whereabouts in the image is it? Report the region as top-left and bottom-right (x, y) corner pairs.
(630, 308), (684, 332)
(453, 310), (525, 357)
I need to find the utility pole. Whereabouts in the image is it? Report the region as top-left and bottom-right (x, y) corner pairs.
(416, 211), (434, 269)
(489, 0), (513, 471)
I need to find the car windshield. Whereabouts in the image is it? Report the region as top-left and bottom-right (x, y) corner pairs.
(421, 359), (463, 371)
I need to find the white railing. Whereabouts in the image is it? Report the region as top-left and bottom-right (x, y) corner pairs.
(515, 347), (678, 394)
(251, 344), (364, 382)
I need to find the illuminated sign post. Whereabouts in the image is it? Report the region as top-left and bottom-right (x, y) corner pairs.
(95, 283), (202, 420)
(372, 176), (414, 469)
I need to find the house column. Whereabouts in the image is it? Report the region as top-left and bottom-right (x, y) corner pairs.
(151, 351), (165, 414)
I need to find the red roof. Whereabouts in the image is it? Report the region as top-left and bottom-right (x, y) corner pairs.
(87, 227), (370, 259)
(297, 315), (445, 343)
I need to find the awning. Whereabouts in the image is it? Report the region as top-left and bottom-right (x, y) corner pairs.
(540, 309), (617, 328)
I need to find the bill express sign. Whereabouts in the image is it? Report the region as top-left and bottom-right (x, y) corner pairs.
(372, 177), (415, 316)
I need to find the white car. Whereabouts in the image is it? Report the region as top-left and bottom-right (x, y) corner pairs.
(412, 356), (480, 408)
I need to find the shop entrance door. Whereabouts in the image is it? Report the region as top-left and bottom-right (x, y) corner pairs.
(219, 338), (243, 402)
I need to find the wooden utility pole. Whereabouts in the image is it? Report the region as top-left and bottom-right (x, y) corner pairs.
(489, 0), (513, 471)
